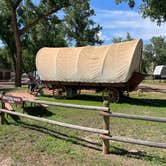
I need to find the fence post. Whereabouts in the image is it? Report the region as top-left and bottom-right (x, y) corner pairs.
(22, 101), (25, 113)
(102, 100), (110, 154)
(1, 92), (5, 124)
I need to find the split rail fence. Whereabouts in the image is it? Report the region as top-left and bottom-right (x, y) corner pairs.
(0, 95), (166, 154)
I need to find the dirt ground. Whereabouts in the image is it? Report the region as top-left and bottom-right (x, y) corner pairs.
(138, 83), (166, 93)
(0, 80), (165, 94)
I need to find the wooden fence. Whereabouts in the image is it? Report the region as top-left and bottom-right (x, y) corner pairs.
(0, 95), (166, 154)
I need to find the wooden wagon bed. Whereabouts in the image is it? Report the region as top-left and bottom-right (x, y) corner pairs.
(42, 72), (145, 91)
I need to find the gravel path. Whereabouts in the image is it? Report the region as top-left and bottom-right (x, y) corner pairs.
(138, 83), (166, 93)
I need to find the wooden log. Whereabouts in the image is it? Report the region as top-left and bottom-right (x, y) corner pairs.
(0, 108), (109, 135)
(100, 135), (166, 149)
(23, 98), (109, 111)
(5, 103), (13, 111)
(39, 104), (49, 108)
(99, 112), (166, 123)
(102, 100), (110, 154)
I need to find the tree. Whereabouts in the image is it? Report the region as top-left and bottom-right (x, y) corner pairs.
(0, 0), (70, 87)
(22, 19), (67, 73)
(143, 36), (166, 73)
(115, 0), (166, 25)
(112, 32), (134, 43)
(0, 47), (12, 69)
(126, 32), (133, 41)
(112, 37), (123, 44)
(142, 44), (154, 73)
(63, 0), (103, 46)
(0, 2), (16, 70)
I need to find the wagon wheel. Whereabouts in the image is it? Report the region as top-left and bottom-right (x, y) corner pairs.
(102, 88), (120, 103)
(77, 89), (81, 95)
(123, 90), (129, 97)
(60, 86), (66, 97)
(53, 86), (66, 98)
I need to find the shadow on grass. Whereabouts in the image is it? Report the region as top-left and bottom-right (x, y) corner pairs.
(121, 97), (166, 107)
(23, 106), (53, 117)
(42, 94), (103, 102)
(11, 121), (102, 151)
(8, 121), (166, 164)
(44, 93), (166, 107)
(73, 94), (103, 102)
(110, 145), (166, 163)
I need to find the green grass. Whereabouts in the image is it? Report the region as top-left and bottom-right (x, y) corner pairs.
(0, 90), (165, 166)
(142, 79), (166, 85)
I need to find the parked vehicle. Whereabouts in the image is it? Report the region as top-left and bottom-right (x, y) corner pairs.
(36, 39), (145, 102)
(153, 65), (166, 80)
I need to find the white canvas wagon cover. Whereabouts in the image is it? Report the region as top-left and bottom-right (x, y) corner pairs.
(36, 39), (143, 83)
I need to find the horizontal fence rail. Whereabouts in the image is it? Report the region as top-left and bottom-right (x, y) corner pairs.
(100, 112), (166, 123)
(24, 98), (109, 112)
(100, 135), (166, 149)
(0, 109), (109, 134)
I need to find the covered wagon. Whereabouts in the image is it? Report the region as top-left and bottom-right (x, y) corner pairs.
(36, 39), (145, 102)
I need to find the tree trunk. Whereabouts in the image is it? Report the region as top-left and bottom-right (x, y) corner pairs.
(11, 7), (22, 87)
(8, 50), (16, 72)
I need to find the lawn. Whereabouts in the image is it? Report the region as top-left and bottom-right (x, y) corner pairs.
(142, 79), (166, 85)
(0, 89), (166, 166)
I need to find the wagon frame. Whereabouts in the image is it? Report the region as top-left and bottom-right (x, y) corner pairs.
(41, 72), (145, 102)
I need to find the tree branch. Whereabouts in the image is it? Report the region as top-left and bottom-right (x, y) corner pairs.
(6, 0), (22, 9)
(14, 0), (23, 8)
(19, 8), (60, 35)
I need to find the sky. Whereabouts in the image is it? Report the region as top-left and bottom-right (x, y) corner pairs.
(90, 0), (166, 44)
(1, 0), (166, 46)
